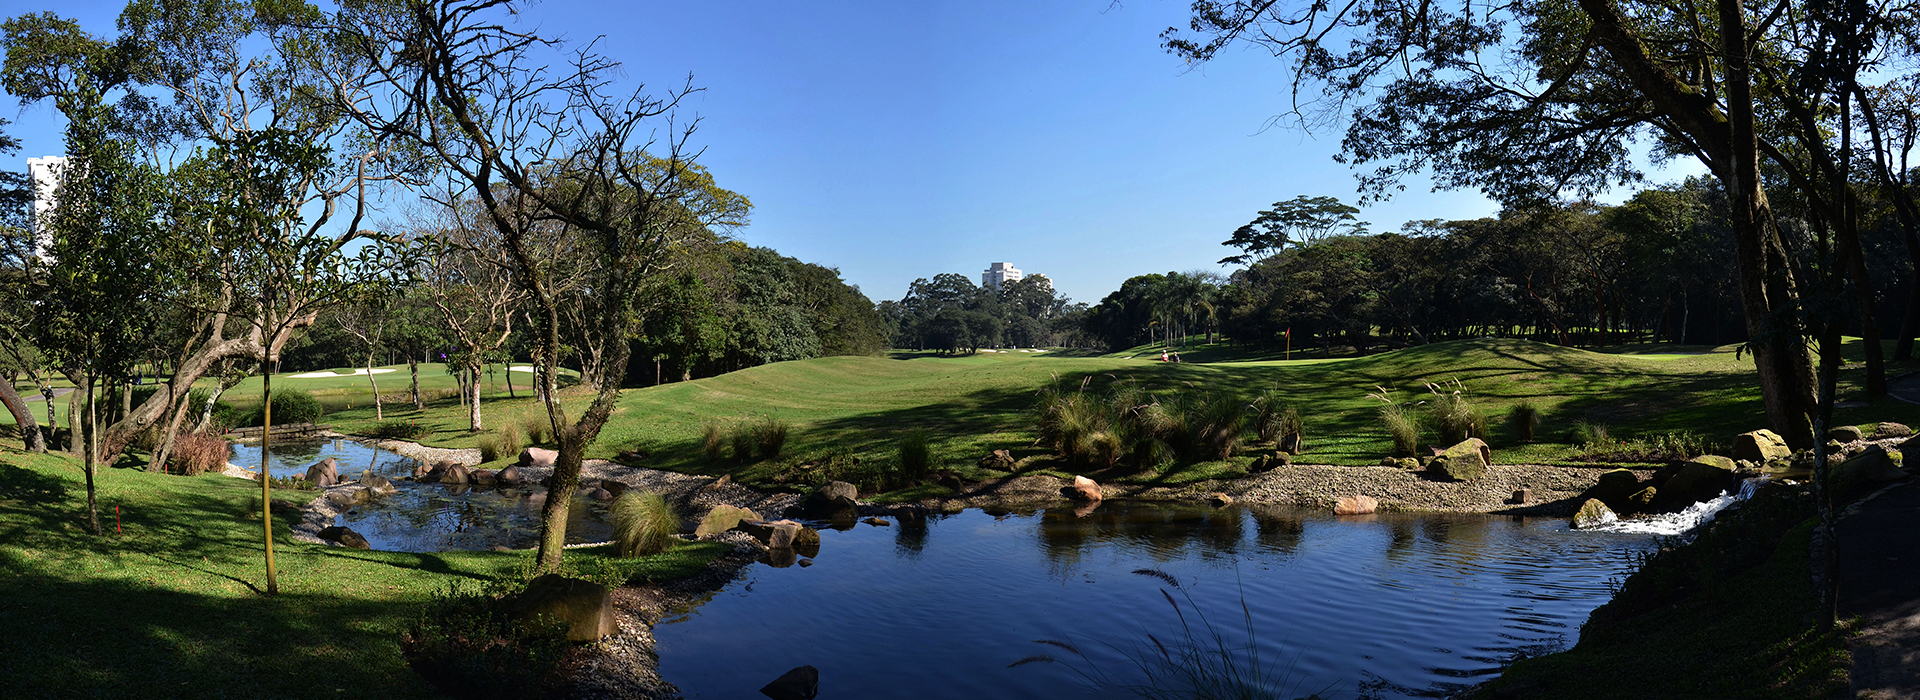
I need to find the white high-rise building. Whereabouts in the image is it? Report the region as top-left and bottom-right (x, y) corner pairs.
(26, 155), (66, 259)
(982, 261), (1022, 291)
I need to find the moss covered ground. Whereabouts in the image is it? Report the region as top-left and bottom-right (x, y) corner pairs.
(0, 449), (724, 698)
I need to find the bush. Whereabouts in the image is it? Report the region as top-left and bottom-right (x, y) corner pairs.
(755, 417), (789, 460)
(610, 492), (678, 558)
(403, 583), (573, 700)
(1568, 419), (1610, 447)
(478, 424), (522, 463)
(703, 422), (724, 462)
(520, 415), (550, 446)
(1188, 393), (1247, 460)
(251, 388), (324, 427)
(897, 430), (932, 483)
(1425, 380), (1486, 444)
(1573, 430), (1716, 463)
(367, 419), (432, 440)
(729, 424), (755, 464)
(1251, 392), (1303, 446)
(1507, 403), (1541, 443)
(166, 430), (231, 476)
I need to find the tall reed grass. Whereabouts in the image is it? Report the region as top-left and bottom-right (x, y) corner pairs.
(1425, 380), (1486, 444)
(610, 491), (679, 557)
(1036, 378), (1250, 468)
(1368, 386), (1421, 457)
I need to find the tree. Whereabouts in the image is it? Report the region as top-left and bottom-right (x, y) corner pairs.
(1165, 0), (1829, 444)
(1219, 195), (1368, 265)
(0, 117), (46, 453)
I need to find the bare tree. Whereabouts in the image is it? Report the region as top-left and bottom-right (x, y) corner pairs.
(406, 196), (524, 432)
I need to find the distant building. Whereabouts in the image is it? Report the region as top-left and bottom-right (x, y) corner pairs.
(26, 155), (66, 259)
(982, 261), (1022, 291)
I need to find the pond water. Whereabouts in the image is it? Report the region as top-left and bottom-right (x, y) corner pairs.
(229, 440), (611, 552)
(654, 502), (1658, 700)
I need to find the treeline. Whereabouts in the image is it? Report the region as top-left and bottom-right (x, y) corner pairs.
(1084, 180), (1918, 356)
(879, 273), (1092, 354)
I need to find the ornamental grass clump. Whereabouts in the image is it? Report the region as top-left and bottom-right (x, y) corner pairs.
(1188, 393), (1248, 460)
(1251, 392), (1304, 452)
(1368, 386), (1422, 457)
(478, 423), (522, 463)
(897, 430), (932, 483)
(703, 421), (724, 462)
(1507, 403), (1541, 443)
(756, 417), (789, 460)
(1425, 380), (1487, 445)
(729, 424), (755, 464)
(520, 415), (551, 446)
(167, 430), (230, 476)
(610, 491), (679, 557)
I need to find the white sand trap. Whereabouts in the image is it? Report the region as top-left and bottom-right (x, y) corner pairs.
(510, 366), (535, 373)
(288, 368), (397, 379)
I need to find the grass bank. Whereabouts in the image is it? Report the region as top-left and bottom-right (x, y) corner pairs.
(0, 448), (724, 698)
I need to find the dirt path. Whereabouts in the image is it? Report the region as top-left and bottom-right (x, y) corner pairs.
(1839, 479), (1920, 700)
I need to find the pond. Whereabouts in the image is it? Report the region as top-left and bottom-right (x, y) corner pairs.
(653, 502), (1659, 699)
(229, 440), (612, 552)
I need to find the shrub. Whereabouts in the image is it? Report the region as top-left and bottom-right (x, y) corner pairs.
(1568, 419), (1611, 447)
(478, 424), (522, 463)
(898, 430), (932, 483)
(1507, 403), (1541, 443)
(520, 415), (550, 446)
(403, 582), (572, 700)
(1573, 430), (1717, 463)
(251, 388), (324, 426)
(703, 422), (724, 462)
(756, 417), (789, 460)
(610, 491), (679, 557)
(1250, 392), (1302, 446)
(367, 419), (432, 440)
(1425, 380), (1486, 444)
(729, 424), (755, 464)
(167, 430), (231, 476)
(1381, 405), (1421, 457)
(1189, 393), (1247, 460)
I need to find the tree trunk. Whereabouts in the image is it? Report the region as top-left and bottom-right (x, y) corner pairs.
(151, 393), (195, 474)
(0, 374), (44, 452)
(467, 362), (483, 431)
(81, 375), (100, 535)
(409, 358), (423, 410)
(260, 368), (279, 596)
(366, 352), (383, 421)
(535, 427), (585, 571)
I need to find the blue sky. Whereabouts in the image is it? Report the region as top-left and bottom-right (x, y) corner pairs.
(4, 0), (1699, 304)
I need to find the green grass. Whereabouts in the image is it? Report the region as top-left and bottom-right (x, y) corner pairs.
(0, 449), (724, 698)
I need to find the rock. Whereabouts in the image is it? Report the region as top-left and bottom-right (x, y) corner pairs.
(759, 665), (819, 700)
(1877, 422), (1912, 439)
(1250, 452), (1291, 473)
(587, 487), (613, 501)
(697, 474), (732, 494)
(1572, 499), (1617, 529)
(798, 558), (814, 567)
(1333, 495), (1377, 515)
(1837, 446), (1909, 489)
(802, 481), (859, 515)
(1278, 432), (1303, 455)
(979, 449), (1017, 471)
(469, 468), (496, 486)
(304, 458), (339, 488)
(1395, 457), (1420, 470)
(1427, 438), (1491, 481)
(617, 449), (648, 464)
(696, 505), (760, 537)
(517, 447), (558, 468)
(325, 488), (369, 508)
(358, 472), (396, 495)
(1590, 468), (1642, 510)
(1064, 475), (1102, 501)
(441, 463), (471, 486)
(1510, 488), (1532, 505)
(1654, 455), (1738, 511)
(1206, 493), (1234, 507)
(411, 462), (434, 479)
(862, 517), (891, 527)
(1628, 486), (1658, 511)
(735, 519), (807, 549)
(496, 465), (522, 485)
(1733, 429), (1792, 463)
(1826, 439), (1846, 454)
(317, 525), (370, 549)
(601, 481), (628, 499)
(419, 462), (451, 483)
(1829, 425), (1864, 443)
(502, 574), (617, 642)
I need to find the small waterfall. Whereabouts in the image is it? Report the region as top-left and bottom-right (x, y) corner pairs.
(1583, 476), (1770, 537)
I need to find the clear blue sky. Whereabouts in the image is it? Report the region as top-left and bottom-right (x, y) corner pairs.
(4, 0), (1699, 305)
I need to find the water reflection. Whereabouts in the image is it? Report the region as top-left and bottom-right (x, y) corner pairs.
(655, 501), (1655, 700)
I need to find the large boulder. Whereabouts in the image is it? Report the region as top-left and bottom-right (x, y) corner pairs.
(1653, 455), (1738, 512)
(1836, 446), (1910, 499)
(496, 465), (523, 486)
(600, 481), (628, 499)
(324, 488), (369, 508)
(1427, 438), (1491, 481)
(469, 468), (497, 486)
(1571, 499), (1617, 529)
(802, 481), (859, 516)
(411, 462), (434, 479)
(1249, 452), (1292, 473)
(1733, 429), (1792, 463)
(1877, 422), (1912, 439)
(1589, 469), (1642, 511)
(317, 525), (370, 549)
(440, 463), (472, 486)
(1064, 475), (1102, 501)
(304, 458), (339, 488)
(1829, 425), (1864, 443)
(1333, 495), (1377, 515)
(760, 665), (819, 700)
(358, 472), (397, 496)
(696, 505), (761, 537)
(502, 574), (616, 643)
(517, 447), (558, 468)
